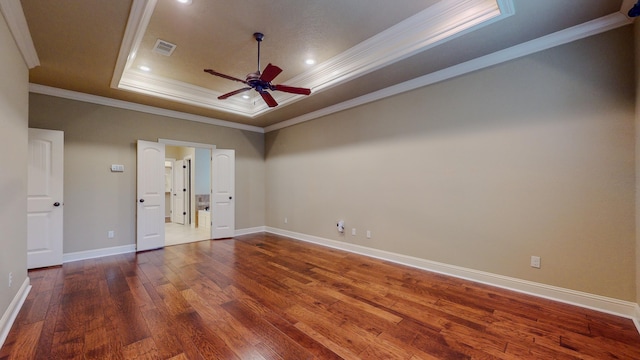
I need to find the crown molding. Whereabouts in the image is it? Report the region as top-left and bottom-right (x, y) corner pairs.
(265, 11), (632, 133)
(110, 0), (157, 89)
(0, 0), (39, 69)
(294, 0), (513, 96)
(111, 0), (514, 118)
(29, 84), (264, 133)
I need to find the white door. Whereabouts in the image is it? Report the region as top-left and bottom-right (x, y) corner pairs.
(172, 159), (186, 224)
(137, 140), (165, 251)
(27, 128), (64, 269)
(211, 149), (235, 239)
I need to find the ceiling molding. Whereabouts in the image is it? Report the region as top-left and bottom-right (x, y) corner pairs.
(265, 12), (632, 133)
(0, 0), (39, 69)
(111, 0), (514, 118)
(293, 0), (514, 96)
(110, 0), (157, 89)
(29, 83), (264, 134)
(27, 9), (631, 136)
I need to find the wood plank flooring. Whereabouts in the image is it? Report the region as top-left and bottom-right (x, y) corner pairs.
(1, 232), (639, 359)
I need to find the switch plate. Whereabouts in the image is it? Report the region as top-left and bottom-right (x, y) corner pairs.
(110, 164), (125, 172)
(284, 217), (288, 224)
(351, 228), (356, 236)
(366, 230), (371, 239)
(530, 256), (541, 269)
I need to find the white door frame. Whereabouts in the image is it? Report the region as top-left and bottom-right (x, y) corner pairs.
(165, 158), (175, 222)
(173, 159), (186, 224)
(183, 155), (194, 227)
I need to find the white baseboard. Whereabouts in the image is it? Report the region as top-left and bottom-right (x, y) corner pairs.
(56, 227), (640, 334)
(61, 227), (267, 263)
(63, 244), (136, 263)
(0, 277), (31, 349)
(265, 227), (640, 330)
(61, 226), (267, 263)
(235, 226), (267, 236)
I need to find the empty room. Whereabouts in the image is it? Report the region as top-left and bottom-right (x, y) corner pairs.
(1, 0), (640, 358)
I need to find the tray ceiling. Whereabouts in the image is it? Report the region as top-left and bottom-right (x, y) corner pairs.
(16, 0), (631, 129)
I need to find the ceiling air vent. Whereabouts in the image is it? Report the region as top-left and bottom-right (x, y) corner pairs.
(153, 39), (177, 56)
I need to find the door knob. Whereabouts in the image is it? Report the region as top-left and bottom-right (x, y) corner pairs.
(229, 196), (233, 200)
(53, 202), (60, 207)
(139, 199), (145, 203)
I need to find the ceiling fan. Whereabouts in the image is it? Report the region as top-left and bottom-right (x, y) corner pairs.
(204, 32), (311, 108)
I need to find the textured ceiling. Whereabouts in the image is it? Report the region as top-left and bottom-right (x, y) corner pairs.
(19, 0), (628, 128)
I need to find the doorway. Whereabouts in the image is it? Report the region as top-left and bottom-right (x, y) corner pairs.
(136, 138), (235, 251)
(165, 145), (210, 246)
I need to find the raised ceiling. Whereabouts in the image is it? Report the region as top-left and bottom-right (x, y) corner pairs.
(16, 0), (633, 130)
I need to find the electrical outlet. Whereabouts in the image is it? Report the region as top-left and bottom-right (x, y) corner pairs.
(284, 217), (288, 224)
(530, 256), (541, 269)
(108, 230), (115, 239)
(8, 272), (13, 288)
(366, 230), (371, 239)
(351, 228), (356, 236)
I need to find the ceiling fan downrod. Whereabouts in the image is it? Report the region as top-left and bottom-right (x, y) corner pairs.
(254, 32), (264, 74)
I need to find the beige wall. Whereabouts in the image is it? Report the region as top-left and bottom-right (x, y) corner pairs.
(0, 14), (29, 325)
(265, 26), (636, 301)
(29, 94), (265, 253)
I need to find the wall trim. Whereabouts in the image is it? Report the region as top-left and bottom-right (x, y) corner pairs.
(235, 226), (267, 236)
(24, 226), (640, 336)
(0, 0), (39, 68)
(26, 11), (630, 135)
(263, 227), (640, 330)
(0, 277), (31, 349)
(265, 12), (632, 132)
(635, 304), (640, 334)
(63, 244), (137, 263)
(28, 84), (264, 134)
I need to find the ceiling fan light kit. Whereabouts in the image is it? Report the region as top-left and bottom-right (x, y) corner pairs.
(204, 32), (311, 108)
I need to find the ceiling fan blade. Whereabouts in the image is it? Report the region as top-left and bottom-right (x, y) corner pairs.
(204, 69), (247, 84)
(274, 84), (311, 95)
(259, 63), (282, 83)
(259, 91), (278, 107)
(218, 87), (252, 100)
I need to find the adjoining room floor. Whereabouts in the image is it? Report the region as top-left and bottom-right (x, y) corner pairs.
(164, 221), (211, 246)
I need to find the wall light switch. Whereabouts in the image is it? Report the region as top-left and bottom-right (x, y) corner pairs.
(110, 164), (125, 172)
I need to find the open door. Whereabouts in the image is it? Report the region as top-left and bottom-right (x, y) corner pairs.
(27, 128), (64, 269)
(212, 149), (235, 239)
(137, 140), (165, 251)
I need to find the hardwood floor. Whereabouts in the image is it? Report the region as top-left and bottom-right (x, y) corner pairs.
(1, 233), (639, 359)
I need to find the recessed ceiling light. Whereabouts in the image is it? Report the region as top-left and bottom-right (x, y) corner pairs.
(305, 59), (316, 65)
(139, 65), (151, 72)
(176, 0), (192, 4)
